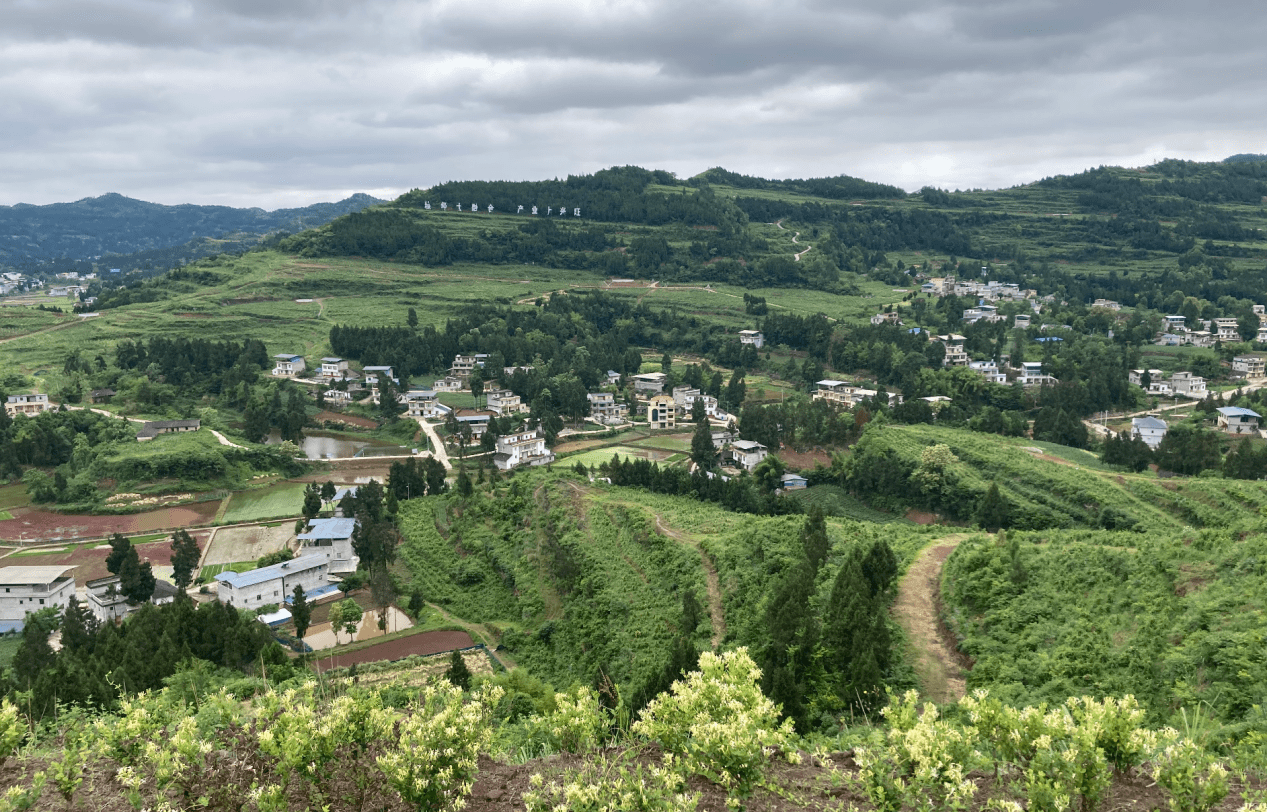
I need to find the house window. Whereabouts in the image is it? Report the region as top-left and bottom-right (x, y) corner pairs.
(39, 599), (44, 605)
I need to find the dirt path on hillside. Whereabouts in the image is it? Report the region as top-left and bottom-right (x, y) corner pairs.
(654, 513), (726, 649)
(892, 534), (972, 704)
(0, 318), (79, 345)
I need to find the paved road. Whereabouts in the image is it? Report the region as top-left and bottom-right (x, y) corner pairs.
(414, 418), (452, 470)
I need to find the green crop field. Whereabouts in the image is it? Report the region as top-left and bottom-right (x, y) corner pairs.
(222, 481), (306, 523)
(560, 445), (665, 469)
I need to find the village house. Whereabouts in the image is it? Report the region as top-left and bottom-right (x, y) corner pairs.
(298, 517), (360, 574)
(1185, 331), (1216, 349)
(493, 428), (555, 471)
(1170, 371), (1207, 398)
(1091, 299), (1121, 311)
(605, 370), (622, 386)
(779, 472), (809, 491)
(930, 334), (969, 367)
(0, 566), (77, 632)
(962, 304), (1004, 325)
(738, 329), (764, 348)
(1257, 326), (1267, 344)
(450, 354), (488, 379)
(647, 393), (676, 430)
(728, 440), (768, 472)
(1017, 362), (1057, 386)
(1213, 318), (1240, 342)
(452, 409), (496, 438)
(323, 389), (354, 407)
(136, 419), (200, 441)
(1232, 356), (1266, 379)
(401, 389), (449, 420)
(1164, 315), (1187, 333)
(504, 365), (535, 378)
(1217, 406), (1262, 435)
(320, 357), (350, 380)
(215, 554), (331, 611)
(969, 360), (1007, 384)
(362, 366), (397, 387)
(272, 354), (306, 377)
(85, 575), (179, 624)
(4, 394), (52, 418)
(632, 371), (668, 396)
(88, 388), (116, 404)
(432, 376), (464, 392)
(672, 387), (727, 421)
(485, 389), (527, 416)
(870, 312), (903, 326)
(1014, 314), (1032, 329)
(587, 392), (628, 424)
(1131, 415), (1168, 450)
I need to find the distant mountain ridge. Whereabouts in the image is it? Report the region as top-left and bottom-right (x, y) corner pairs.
(0, 192), (384, 273)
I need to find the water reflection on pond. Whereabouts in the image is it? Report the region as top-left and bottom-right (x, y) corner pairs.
(265, 430), (405, 460)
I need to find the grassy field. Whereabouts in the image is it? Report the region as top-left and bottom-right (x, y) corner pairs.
(0, 637), (21, 669)
(197, 561), (256, 582)
(560, 445), (668, 469)
(221, 481), (306, 523)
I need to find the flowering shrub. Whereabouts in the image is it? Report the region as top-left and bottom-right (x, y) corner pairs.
(377, 682), (503, 812)
(1065, 695), (1150, 774)
(1151, 734), (1229, 812)
(0, 773), (44, 812)
(527, 685), (609, 753)
(522, 753), (698, 812)
(632, 648), (795, 798)
(857, 692), (979, 812)
(0, 700), (23, 767)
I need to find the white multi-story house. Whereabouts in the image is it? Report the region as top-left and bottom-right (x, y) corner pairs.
(962, 304), (1003, 325)
(969, 360), (1007, 384)
(1130, 415), (1168, 450)
(870, 312), (903, 326)
(485, 389), (527, 416)
(298, 518), (360, 574)
(1164, 315), (1187, 333)
(493, 429), (555, 471)
(672, 386), (725, 420)
(647, 394), (676, 430)
(631, 372), (667, 395)
(1092, 299), (1121, 311)
(433, 376), (464, 392)
(738, 330), (764, 348)
(812, 380), (885, 407)
(320, 357), (350, 380)
(1217, 407), (1261, 435)
(85, 575), (179, 624)
(401, 390), (450, 420)
(1017, 362), (1057, 386)
(452, 409), (496, 438)
(1213, 318), (1240, 342)
(4, 394), (51, 418)
(272, 354), (306, 377)
(587, 392), (628, 424)
(1233, 356), (1266, 379)
(1170, 371), (1207, 398)
(450, 354), (488, 379)
(729, 440), (768, 472)
(215, 554), (330, 611)
(0, 566), (77, 631)
(1257, 326), (1267, 344)
(1014, 314), (1032, 329)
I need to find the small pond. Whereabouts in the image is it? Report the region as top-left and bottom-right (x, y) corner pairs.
(265, 429), (405, 460)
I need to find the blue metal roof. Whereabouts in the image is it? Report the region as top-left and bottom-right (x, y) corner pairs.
(1217, 406), (1261, 418)
(298, 517), (357, 541)
(215, 554), (328, 590)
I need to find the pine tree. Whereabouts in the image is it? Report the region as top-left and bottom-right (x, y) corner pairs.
(12, 615), (55, 687)
(169, 529), (201, 591)
(302, 483), (322, 521)
(291, 585), (312, 647)
(445, 649), (472, 691)
(118, 551), (157, 605)
(320, 480), (337, 511)
(105, 533), (131, 576)
(760, 561), (817, 731)
(690, 418), (717, 470)
(976, 482), (1011, 531)
(823, 551), (890, 712)
(59, 600), (98, 656)
(801, 505), (829, 574)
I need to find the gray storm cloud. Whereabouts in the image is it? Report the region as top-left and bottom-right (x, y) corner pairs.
(0, 0), (1264, 207)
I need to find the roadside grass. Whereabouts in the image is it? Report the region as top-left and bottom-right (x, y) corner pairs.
(198, 561), (255, 582)
(221, 481), (306, 523)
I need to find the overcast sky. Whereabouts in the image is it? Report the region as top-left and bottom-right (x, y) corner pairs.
(2, 0), (1265, 209)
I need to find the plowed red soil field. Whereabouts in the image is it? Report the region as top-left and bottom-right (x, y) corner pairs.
(311, 630), (474, 671)
(0, 501), (219, 543)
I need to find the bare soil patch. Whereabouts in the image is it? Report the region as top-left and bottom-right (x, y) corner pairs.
(0, 501), (219, 543)
(904, 508), (939, 525)
(311, 629), (474, 671)
(203, 524), (292, 566)
(7, 537), (191, 585)
(776, 448), (832, 470)
(316, 410), (378, 429)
